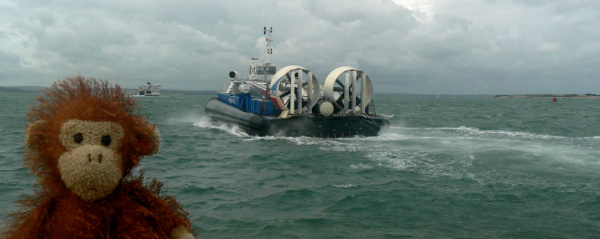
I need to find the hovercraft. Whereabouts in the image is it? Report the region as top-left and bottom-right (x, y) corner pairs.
(205, 27), (390, 137)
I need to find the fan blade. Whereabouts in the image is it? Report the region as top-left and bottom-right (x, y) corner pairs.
(280, 86), (290, 92)
(337, 92), (345, 102)
(282, 95), (290, 104)
(336, 96), (345, 108)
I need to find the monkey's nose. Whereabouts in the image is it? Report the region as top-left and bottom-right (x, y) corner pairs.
(87, 154), (103, 163)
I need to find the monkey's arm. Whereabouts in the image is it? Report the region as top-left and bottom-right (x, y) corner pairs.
(170, 225), (194, 239)
(112, 179), (195, 239)
(1, 197), (56, 239)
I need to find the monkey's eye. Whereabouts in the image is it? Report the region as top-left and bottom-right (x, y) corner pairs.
(74, 133), (84, 144)
(101, 135), (112, 146)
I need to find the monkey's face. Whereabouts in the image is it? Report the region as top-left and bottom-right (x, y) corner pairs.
(58, 119), (125, 201)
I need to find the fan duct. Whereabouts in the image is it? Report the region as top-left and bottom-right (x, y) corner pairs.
(323, 66), (373, 115)
(269, 65), (320, 116)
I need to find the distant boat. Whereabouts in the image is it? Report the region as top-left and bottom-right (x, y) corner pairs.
(552, 97), (557, 102)
(132, 82), (161, 97)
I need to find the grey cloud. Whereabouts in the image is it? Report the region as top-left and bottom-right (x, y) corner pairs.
(0, 0), (598, 94)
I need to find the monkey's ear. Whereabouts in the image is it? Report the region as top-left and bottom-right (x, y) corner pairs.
(139, 127), (161, 156)
(26, 121), (48, 152)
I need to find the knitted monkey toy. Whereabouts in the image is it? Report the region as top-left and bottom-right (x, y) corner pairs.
(1, 76), (194, 239)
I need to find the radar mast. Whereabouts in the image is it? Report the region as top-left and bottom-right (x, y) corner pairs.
(263, 26), (273, 65)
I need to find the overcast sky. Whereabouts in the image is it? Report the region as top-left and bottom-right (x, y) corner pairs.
(1, 0), (598, 94)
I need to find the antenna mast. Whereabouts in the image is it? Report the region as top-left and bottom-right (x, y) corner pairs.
(263, 27), (273, 64)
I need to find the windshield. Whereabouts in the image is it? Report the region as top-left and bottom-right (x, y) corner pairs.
(256, 66), (276, 75)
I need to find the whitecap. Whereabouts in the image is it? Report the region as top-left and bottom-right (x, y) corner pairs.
(332, 184), (358, 188)
(192, 118), (249, 137)
(165, 112), (204, 125)
(350, 163), (374, 170)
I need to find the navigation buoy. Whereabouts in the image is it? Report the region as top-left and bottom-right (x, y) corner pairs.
(552, 97), (557, 102)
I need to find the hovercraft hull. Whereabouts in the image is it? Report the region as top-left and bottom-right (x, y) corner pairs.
(205, 97), (389, 137)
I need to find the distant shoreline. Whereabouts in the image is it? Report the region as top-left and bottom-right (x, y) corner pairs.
(0, 86), (46, 93)
(2, 86), (598, 99)
(491, 94), (600, 99)
(0, 86), (217, 95)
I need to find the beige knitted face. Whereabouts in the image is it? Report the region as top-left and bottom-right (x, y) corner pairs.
(58, 119), (125, 201)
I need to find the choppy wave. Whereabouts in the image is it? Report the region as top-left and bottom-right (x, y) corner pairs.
(165, 112), (205, 125)
(355, 127), (600, 188)
(383, 125), (568, 140)
(433, 126), (567, 139)
(201, 124), (600, 185)
(4, 93), (600, 238)
(192, 117), (249, 137)
(332, 184), (358, 188)
(193, 122), (600, 172)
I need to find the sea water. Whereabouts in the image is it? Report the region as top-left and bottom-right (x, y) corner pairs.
(1, 92), (599, 238)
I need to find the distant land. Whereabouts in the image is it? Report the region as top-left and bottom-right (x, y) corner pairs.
(0, 86), (47, 93)
(122, 88), (218, 95)
(491, 93), (600, 99)
(0, 86), (216, 95)
(160, 89), (218, 95)
(378, 93), (492, 98)
(1, 86), (598, 98)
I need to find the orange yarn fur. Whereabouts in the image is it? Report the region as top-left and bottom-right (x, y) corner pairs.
(1, 76), (193, 239)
